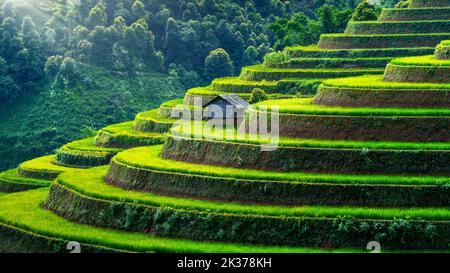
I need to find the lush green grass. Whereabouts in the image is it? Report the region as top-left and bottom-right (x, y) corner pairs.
(62, 138), (122, 153)
(317, 33), (450, 50)
(391, 55), (450, 66)
(239, 64), (385, 82)
(57, 166), (450, 221)
(322, 75), (450, 89)
(0, 193), (7, 198)
(321, 33), (450, 38)
(284, 45), (435, 58)
(170, 122), (450, 151)
(280, 57), (392, 64)
(345, 20), (450, 35)
(242, 64), (384, 73)
(0, 189), (351, 253)
(56, 137), (123, 168)
(0, 168), (49, 187)
(115, 146), (450, 186)
(256, 98), (450, 116)
(19, 155), (77, 174)
(379, 7), (450, 21)
(134, 109), (177, 124)
(95, 121), (167, 149)
(382, 7), (450, 11)
(213, 77), (278, 88)
(160, 99), (197, 109)
(98, 122), (165, 140)
(186, 86), (290, 99)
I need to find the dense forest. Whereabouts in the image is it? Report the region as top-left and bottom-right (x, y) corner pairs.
(0, 0), (399, 171)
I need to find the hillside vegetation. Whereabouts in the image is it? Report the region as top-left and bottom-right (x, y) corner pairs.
(0, 0), (383, 171)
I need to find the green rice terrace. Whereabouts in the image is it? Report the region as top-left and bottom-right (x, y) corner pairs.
(1, 0), (450, 253)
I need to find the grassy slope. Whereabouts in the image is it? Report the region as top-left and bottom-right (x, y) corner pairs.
(256, 98), (450, 115)
(57, 166), (450, 220)
(0, 189), (355, 253)
(170, 123), (450, 150)
(115, 146), (450, 186)
(0, 65), (185, 171)
(322, 75), (450, 89)
(391, 55), (450, 66)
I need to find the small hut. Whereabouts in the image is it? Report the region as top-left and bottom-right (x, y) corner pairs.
(203, 94), (250, 120)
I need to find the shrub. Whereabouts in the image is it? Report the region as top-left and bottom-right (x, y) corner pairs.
(263, 51), (289, 66)
(204, 48), (234, 82)
(351, 0), (381, 21)
(249, 88), (268, 104)
(395, 0), (412, 8)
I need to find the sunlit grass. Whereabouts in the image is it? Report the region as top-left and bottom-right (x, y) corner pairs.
(391, 55), (450, 66)
(242, 64), (384, 73)
(98, 122), (165, 139)
(63, 137), (123, 153)
(170, 121), (450, 150)
(56, 165), (450, 220)
(0, 168), (49, 187)
(115, 145), (450, 186)
(0, 189), (350, 253)
(19, 155), (77, 173)
(256, 98), (450, 116)
(322, 75), (450, 89)
(134, 109), (177, 124)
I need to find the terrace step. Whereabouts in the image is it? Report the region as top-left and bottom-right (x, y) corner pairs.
(264, 57), (392, 69)
(436, 40), (450, 59)
(317, 33), (450, 49)
(410, 0), (450, 8)
(0, 190), (341, 253)
(17, 155), (79, 180)
(239, 65), (384, 81)
(95, 121), (166, 148)
(183, 86), (296, 106)
(316, 75), (450, 108)
(43, 168), (450, 250)
(106, 145), (450, 207)
(211, 77), (322, 95)
(345, 20), (450, 35)
(55, 138), (123, 168)
(285, 45), (435, 59)
(253, 98), (450, 142)
(132, 109), (176, 133)
(379, 7), (450, 21)
(384, 56), (450, 83)
(0, 168), (49, 193)
(162, 135), (450, 176)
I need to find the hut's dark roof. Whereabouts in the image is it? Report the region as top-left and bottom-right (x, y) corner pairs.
(203, 94), (250, 108)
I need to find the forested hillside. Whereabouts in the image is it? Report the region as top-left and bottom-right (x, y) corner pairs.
(0, 0), (398, 171)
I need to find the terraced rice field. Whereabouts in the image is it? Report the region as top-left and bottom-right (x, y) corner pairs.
(2, 0), (450, 253)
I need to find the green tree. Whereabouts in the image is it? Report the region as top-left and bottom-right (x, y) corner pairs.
(87, 3), (107, 29)
(164, 17), (181, 65)
(56, 57), (81, 88)
(131, 0), (147, 20)
(204, 48), (234, 81)
(0, 57), (19, 98)
(44, 55), (64, 80)
(88, 26), (117, 66)
(0, 0), (16, 18)
(21, 16), (42, 54)
(201, 0), (216, 15)
(352, 0), (381, 21)
(249, 88), (268, 104)
(318, 5), (336, 34)
(243, 45), (259, 66)
(182, 2), (201, 20)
